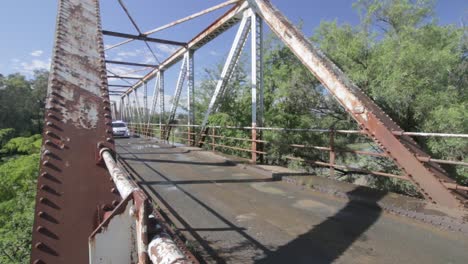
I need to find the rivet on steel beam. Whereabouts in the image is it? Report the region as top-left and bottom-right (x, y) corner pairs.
(97, 142), (106, 149)
(104, 114), (111, 118)
(47, 113), (59, 120)
(111, 187), (118, 193)
(106, 137), (113, 143)
(46, 121), (54, 127)
(112, 200), (120, 207)
(106, 129), (112, 134)
(103, 106), (111, 111)
(34, 242), (44, 249)
(33, 259), (44, 264)
(43, 149), (51, 156)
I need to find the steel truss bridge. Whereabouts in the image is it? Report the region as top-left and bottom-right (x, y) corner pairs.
(31, 0), (468, 263)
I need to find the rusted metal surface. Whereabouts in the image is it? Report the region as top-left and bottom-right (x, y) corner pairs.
(31, 0), (120, 263)
(101, 149), (138, 198)
(102, 30), (187, 46)
(93, 148), (196, 263)
(105, 0), (240, 52)
(89, 196), (136, 264)
(148, 233), (187, 264)
(248, 0), (463, 208)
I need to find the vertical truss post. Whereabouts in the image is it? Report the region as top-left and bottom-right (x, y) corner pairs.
(147, 73), (160, 137)
(165, 53), (188, 140)
(127, 95), (133, 129)
(134, 89), (144, 134)
(120, 97), (125, 120)
(248, 0), (462, 207)
(143, 81), (148, 136)
(250, 10), (264, 163)
(123, 96), (129, 122)
(111, 102), (118, 120)
(30, 0), (120, 262)
(329, 128), (336, 178)
(197, 13), (252, 146)
(187, 50), (195, 145)
(159, 71), (165, 140)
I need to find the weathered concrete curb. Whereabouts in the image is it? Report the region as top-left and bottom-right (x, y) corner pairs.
(241, 164), (468, 234)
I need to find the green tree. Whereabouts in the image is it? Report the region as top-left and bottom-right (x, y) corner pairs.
(0, 134), (40, 264)
(197, 0), (467, 187)
(0, 70), (48, 136)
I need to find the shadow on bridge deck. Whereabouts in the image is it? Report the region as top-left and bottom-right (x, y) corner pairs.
(116, 138), (468, 264)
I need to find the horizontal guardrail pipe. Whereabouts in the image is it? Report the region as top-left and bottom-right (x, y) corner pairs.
(100, 148), (138, 198)
(130, 122), (468, 167)
(148, 233), (188, 264)
(392, 131), (468, 138)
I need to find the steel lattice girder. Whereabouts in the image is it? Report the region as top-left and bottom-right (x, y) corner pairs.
(164, 53), (188, 140)
(30, 0), (120, 263)
(197, 12), (252, 145)
(247, 0), (462, 208)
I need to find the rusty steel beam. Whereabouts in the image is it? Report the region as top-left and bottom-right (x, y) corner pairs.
(107, 75), (143, 80)
(105, 59), (158, 68)
(30, 0), (120, 263)
(102, 30), (187, 46)
(121, 1), (248, 97)
(105, 0), (240, 51)
(109, 84), (132, 88)
(248, 0), (463, 208)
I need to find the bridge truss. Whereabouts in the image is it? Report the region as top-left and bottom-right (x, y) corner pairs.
(32, 0), (467, 263)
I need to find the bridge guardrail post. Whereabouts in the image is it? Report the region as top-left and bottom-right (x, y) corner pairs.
(252, 126), (257, 164)
(212, 127), (216, 152)
(329, 128), (335, 178)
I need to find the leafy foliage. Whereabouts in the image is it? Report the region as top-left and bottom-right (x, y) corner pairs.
(0, 137), (40, 263)
(0, 70), (48, 136)
(0, 71), (46, 263)
(1, 135), (42, 156)
(192, 0), (467, 190)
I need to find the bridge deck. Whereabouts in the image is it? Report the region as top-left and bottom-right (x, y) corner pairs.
(116, 138), (468, 264)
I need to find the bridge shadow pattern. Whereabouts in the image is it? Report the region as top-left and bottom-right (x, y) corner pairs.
(117, 142), (385, 264)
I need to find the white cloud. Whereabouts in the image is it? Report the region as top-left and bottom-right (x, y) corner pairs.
(209, 50), (220, 56)
(12, 58), (51, 76)
(117, 50), (139, 57)
(157, 44), (178, 55)
(30, 50), (44, 57)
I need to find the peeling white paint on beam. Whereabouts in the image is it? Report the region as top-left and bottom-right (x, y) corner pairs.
(148, 233), (187, 264)
(101, 149), (138, 198)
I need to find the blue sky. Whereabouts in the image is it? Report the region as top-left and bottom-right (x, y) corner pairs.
(0, 0), (466, 107)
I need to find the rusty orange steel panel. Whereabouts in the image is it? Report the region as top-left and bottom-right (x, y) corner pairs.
(30, 0), (119, 263)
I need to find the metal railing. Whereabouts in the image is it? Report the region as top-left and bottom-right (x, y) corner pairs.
(90, 148), (196, 264)
(127, 122), (468, 192)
